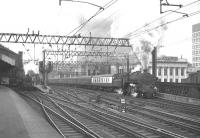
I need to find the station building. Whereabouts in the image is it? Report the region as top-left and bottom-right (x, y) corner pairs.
(0, 44), (24, 84)
(148, 56), (188, 83)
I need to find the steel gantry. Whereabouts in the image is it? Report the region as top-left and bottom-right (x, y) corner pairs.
(45, 50), (127, 58)
(52, 60), (122, 70)
(44, 50), (129, 71)
(0, 32), (131, 86)
(52, 60), (127, 72)
(0, 32), (130, 47)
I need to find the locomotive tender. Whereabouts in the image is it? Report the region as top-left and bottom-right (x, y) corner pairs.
(48, 71), (158, 98)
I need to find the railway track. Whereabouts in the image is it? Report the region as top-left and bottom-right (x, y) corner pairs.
(48, 85), (199, 137)
(49, 91), (187, 138)
(20, 91), (101, 138)
(60, 85), (200, 119)
(101, 97), (200, 136)
(51, 85), (200, 118)
(22, 91), (153, 138)
(143, 98), (200, 117)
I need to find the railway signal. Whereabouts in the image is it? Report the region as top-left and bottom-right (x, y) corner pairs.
(39, 61), (44, 73)
(46, 61), (53, 73)
(120, 98), (126, 112)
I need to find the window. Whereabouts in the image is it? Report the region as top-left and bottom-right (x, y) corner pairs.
(158, 67), (161, 76)
(175, 68), (179, 76)
(181, 68), (184, 76)
(120, 69), (124, 73)
(170, 79), (173, 82)
(164, 79), (167, 82)
(164, 68), (167, 76)
(176, 79), (179, 83)
(158, 79), (161, 82)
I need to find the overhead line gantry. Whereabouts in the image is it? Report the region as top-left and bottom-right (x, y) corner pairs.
(45, 50), (127, 57)
(0, 32), (131, 86)
(0, 33), (130, 47)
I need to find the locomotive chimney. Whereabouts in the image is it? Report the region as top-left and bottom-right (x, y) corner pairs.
(143, 69), (148, 73)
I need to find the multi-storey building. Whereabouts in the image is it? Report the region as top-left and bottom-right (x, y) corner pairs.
(148, 56), (188, 83)
(192, 23), (200, 69)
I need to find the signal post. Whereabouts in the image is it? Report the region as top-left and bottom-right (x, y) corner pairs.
(39, 50), (53, 88)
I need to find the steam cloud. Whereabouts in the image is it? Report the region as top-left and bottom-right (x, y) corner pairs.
(140, 40), (152, 70)
(140, 20), (168, 70)
(77, 16), (116, 63)
(78, 16), (113, 37)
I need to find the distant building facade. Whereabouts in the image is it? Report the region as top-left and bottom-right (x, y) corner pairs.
(192, 23), (200, 69)
(148, 56), (188, 83)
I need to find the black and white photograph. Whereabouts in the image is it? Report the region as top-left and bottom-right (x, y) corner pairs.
(0, 0), (200, 138)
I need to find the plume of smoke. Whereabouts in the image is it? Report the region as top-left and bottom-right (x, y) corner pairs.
(149, 19), (168, 52)
(131, 20), (168, 71)
(140, 19), (168, 70)
(140, 39), (152, 70)
(78, 15), (113, 37)
(77, 15), (115, 64)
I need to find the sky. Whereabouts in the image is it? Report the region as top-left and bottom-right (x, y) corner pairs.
(0, 0), (200, 73)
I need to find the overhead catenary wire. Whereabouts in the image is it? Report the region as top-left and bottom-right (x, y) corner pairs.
(125, 0), (200, 38)
(66, 0), (118, 36)
(73, 0), (118, 36)
(124, 0), (200, 38)
(60, 0), (104, 9)
(22, 43), (34, 62)
(128, 9), (200, 39)
(45, 0), (118, 61)
(89, 9), (120, 32)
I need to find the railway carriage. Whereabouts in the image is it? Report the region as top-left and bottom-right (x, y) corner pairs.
(48, 71), (158, 98)
(91, 74), (120, 91)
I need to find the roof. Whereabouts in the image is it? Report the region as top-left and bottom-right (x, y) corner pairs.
(0, 44), (18, 56)
(149, 56), (188, 64)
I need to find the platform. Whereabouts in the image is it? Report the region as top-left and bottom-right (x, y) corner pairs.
(0, 85), (62, 138)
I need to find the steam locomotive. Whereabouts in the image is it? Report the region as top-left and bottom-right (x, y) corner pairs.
(48, 70), (158, 98)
